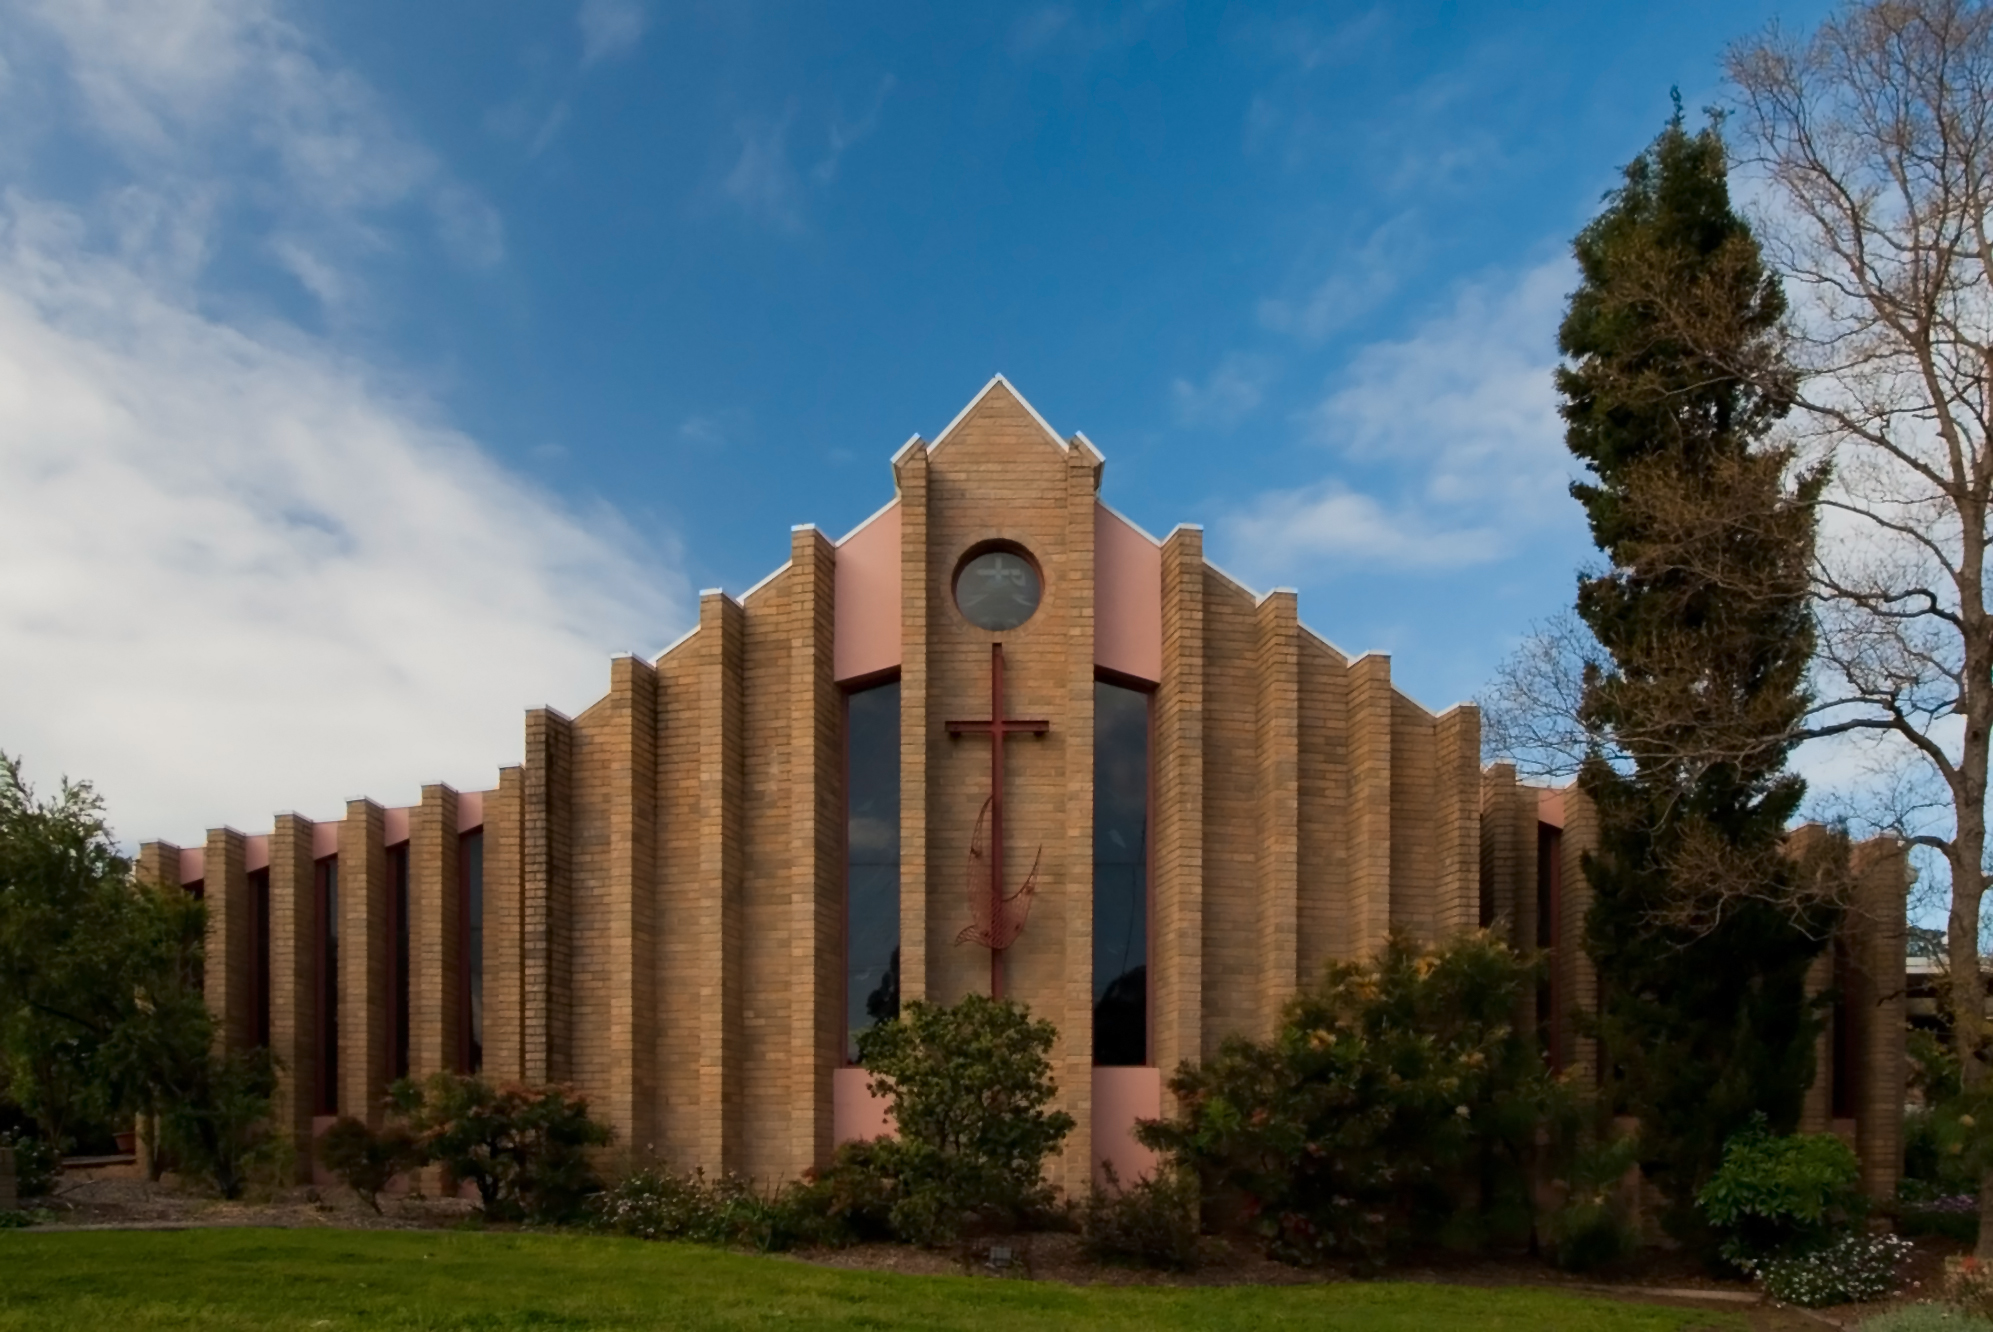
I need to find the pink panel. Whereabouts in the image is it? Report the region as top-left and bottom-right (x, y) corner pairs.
(384, 807), (410, 846)
(458, 790), (485, 832)
(312, 821), (341, 859)
(1091, 1066), (1162, 1188)
(833, 1067), (895, 1144)
(1095, 505), (1162, 684)
(178, 848), (205, 885)
(1537, 787), (1565, 830)
(245, 834), (269, 873)
(834, 503), (902, 683)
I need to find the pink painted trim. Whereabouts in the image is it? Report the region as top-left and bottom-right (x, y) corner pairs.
(1094, 503), (1162, 684)
(1092, 1066), (1161, 1188)
(833, 1067), (894, 1144)
(458, 790), (485, 832)
(178, 848), (205, 886)
(1536, 787), (1566, 830)
(245, 834), (269, 873)
(834, 500), (902, 683)
(384, 807), (410, 846)
(312, 821), (341, 859)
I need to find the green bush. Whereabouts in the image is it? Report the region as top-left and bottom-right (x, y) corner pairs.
(1695, 1117), (1862, 1273)
(787, 1139), (899, 1244)
(390, 1072), (610, 1223)
(590, 1167), (811, 1250)
(0, 1127), (59, 1197)
(1858, 1305), (1993, 1332)
(851, 994), (1074, 1245)
(318, 1116), (425, 1214)
(160, 1045), (281, 1200)
(1139, 931), (1573, 1266)
(1546, 1135), (1642, 1272)
(1080, 1164), (1204, 1271)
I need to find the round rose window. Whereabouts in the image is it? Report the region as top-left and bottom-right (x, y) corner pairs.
(954, 544), (1042, 631)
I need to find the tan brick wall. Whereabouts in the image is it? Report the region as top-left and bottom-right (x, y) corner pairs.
(1254, 591), (1300, 1038)
(785, 527), (842, 1181)
(1058, 442), (1097, 1196)
(482, 766), (524, 1081)
(1851, 837), (1908, 1201)
(695, 592), (746, 1172)
(269, 813), (317, 1179)
(1345, 656), (1394, 960)
(203, 829), (251, 1049)
(1152, 526), (1205, 1094)
(896, 445), (931, 1004)
(740, 566), (798, 1183)
(653, 632), (704, 1168)
(1296, 634), (1350, 990)
(1557, 788), (1599, 1080)
(340, 800), (388, 1125)
(1478, 765), (1522, 941)
(1389, 693), (1439, 940)
(410, 784), (461, 1079)
(522, 709), (573, 1083)
(1198, 570), (1259, 1051)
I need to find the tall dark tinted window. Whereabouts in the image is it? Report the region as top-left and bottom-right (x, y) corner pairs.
(462, 830), (484, 1073)
(391, 845), (410, 1081)
(846, 680), (901, 1060)
(1094, 681), (1150, 1066)
(316, 856), (339, 1115)
(251, 868), (271, 1049)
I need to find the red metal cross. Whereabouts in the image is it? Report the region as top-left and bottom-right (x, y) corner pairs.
(945, 642), (1049, 998)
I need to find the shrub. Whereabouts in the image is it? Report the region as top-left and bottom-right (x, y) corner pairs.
(591, 1167), (796, 1249)
(0, 1128), (59, 1198)
(318, 1116), (425, 1214)
(1546, 1135), (1643, 1272)
(161, 1045), (280, 1200)
(1946, 1256), (1993, 1320)
(1758, 1232), (1913, 1307)
(1859, 1307), (1993, 1332)
(1695, 1117), (1863, 1272)
(1139, 931), (1573, 1266)
(390, 1072), (610, 1223)
(852, 994), (1074, 1245)
(1080, 1163), (1204, 1270)
(787, 1139), (899, 1244)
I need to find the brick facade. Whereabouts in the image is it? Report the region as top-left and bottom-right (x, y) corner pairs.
(144, 375), (1910, 1198)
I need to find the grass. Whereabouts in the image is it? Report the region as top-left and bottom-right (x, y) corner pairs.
(0, 1228), (1746, 1331)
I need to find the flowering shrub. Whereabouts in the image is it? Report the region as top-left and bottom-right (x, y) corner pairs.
(590, 1167), (812, 1250)
(1756, 1232), (1912, 1307)
(1946, 1255), (1993, 1320)
(1139, 932), (1575, 1266)
(1897, 1185), (1978, 1244)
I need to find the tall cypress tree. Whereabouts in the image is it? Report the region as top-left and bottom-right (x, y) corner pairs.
(1557, 103), (1837, 1243)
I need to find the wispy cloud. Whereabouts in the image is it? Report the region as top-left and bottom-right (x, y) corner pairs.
(1170, 352), (1275, 429)
(1222, 256), (1575, 579)
(578, 0), (646, 66)
(1008, 1), (1171, 58)
(5, 0), (506, 310)
(0, 0), (687, 839)
(1257, 218), (1420, 340)
(722, 82), (895, 231)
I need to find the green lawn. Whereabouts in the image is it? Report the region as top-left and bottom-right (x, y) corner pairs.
(0, 1229), (1743, 1331)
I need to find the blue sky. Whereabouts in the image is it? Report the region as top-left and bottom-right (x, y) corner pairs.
(0, 0), (1832, 839)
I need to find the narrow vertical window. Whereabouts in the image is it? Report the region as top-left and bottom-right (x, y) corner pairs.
(391, 844), (410, 1082)
(460, 830), (484, 1073)
(251, 868), (271, 1049)
(316, 856), (339, 1115)
(1094, 680), (1150, 1066)
(846, 679), (901, 1060)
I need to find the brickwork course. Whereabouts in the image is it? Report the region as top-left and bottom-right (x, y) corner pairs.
(142, 376), (1911, 1198)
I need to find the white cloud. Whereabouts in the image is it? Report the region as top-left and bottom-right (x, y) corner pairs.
(1170, 352), (1274, 429)
(578, 0), (645, 66)
(578, 0), (646, 67)
(1222, 256), (1576, 578)
(0, 0), (687, 842)
(721, 115), (802, 231)
(812, 76), (895, 186)
(4, 0), (505, 296)
(0, 196), (688, 843)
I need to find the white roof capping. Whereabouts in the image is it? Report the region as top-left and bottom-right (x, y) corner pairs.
(889, 432), (925, 465)
(930, 373), (1067, 454)
(837, 495), (901, 545)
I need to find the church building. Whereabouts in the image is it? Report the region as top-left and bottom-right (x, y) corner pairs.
(138, 376), (1909, 1200)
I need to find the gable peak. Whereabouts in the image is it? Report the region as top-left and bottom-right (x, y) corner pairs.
(931, 374), (1069, 455)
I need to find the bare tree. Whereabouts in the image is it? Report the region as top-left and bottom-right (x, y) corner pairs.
(1724, 0), (1993, 1239)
